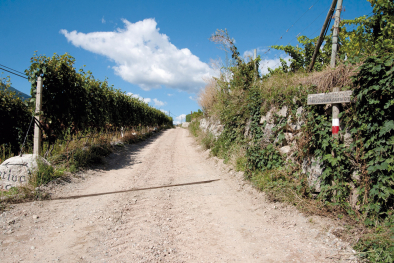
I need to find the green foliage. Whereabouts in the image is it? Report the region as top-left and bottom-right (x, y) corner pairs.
(246, 144), (283, 174)
(204, 8), (394, 257)
(299, 52), (394, 262)
(186, 109), (203, 122)
(351, 53), (394, 222)
(71, 142), (112, 170)
(26, 52), (172, 143)
(201, 132), (215, 150)
(0, 78), (32, 154)
(271, 0), (394, 73)
(188, 119), (200, 137)
(32, 159), (63, 187)
(271, 35), (329, 72)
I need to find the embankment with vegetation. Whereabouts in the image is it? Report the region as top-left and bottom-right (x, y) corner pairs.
(190, 1), (394, 261)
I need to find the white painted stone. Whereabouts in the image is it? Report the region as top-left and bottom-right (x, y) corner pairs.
(0, 154), (50, 190)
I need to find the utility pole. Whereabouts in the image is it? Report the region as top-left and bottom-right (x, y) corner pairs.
(331, 0), (343, 68)
(33, 77), (43, 156)
(308, 0), (338, 72)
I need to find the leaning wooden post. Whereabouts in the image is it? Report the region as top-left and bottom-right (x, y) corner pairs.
(33, 76), (43, 156)
(330, 0), (343, 68)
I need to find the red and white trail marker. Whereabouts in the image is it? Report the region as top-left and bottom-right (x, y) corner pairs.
(307, 88), (352, 137)
(332, 118), (339, 135)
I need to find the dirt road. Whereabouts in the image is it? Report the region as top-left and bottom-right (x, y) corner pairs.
(0, 127), (356, 262)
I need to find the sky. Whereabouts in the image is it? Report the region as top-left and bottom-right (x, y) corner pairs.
(0, 0), (373, 124)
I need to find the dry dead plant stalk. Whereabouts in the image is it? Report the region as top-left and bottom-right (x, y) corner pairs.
(198, 77), (219, 115)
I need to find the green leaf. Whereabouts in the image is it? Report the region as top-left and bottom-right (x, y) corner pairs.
(379, 120), (394, 137)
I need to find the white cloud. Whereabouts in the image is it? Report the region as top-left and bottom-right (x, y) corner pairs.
(127, 92), (151, 103)
(101, 17), (106, 24)
(173, 114), (186, 125)
(188, 96), (196, 101)
(259, 56), (291, 75)
(61, 18), (216, 93)
(160, 109), (169, 115)
(167, 93), (174, 97)
(153, 98), (166, 107)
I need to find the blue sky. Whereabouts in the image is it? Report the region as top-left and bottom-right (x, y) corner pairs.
(1, 0), (372, 124)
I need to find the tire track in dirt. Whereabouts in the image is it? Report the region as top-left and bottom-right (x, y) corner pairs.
(0, 128), (357, 262)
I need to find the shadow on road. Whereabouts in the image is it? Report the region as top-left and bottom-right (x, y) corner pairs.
(102, 129), (170, 171)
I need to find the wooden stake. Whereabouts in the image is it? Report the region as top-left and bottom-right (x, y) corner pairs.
(33, 77), (43, 156)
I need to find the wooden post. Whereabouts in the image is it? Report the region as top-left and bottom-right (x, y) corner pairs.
(307, 87), (352, 137)
(307, 0), (338, 72)
(33, 77), (43, 156)
(330, 0), (343, 68)
(332, 87), (340, 137)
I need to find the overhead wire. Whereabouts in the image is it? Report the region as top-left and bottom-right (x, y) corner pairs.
(262, 0), (321, 55)
(0, 63), (26, 75)
(0, 66), (28, 79)
(285, 5), (331, 46)
(261, 1), (336, 73)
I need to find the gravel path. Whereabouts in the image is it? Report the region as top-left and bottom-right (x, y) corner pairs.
(0, 127), (357, 262)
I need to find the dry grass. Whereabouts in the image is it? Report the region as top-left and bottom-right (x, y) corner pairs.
(298, 63), (359, 93)
(261, 63), (359, 95)
(198, 77), (219, 116)
(121, 130), (139, 144)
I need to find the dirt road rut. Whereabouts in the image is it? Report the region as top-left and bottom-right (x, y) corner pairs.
(0, 128), (356, 262)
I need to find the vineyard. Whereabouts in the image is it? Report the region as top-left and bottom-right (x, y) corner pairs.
(1, 52), (172, 167)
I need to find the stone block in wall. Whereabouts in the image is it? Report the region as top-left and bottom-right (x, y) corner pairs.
(261, 123), (275, 145)
(279, 145), (292, 155)
(288, 106), (304, 131)
(302, 156), (324, 192)
(199, 117), (223, 139)
(277, 106), (287, 117)
(200, 118), (209, 131)
(244, 118), (252, 138)
(259, 108), (276, 125)
(342, 129), (353, 147)
(349, 181), (360, 210)
(284, 133), (294, 145)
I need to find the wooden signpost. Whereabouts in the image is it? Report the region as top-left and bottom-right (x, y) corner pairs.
(307, 88), (352, 136)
